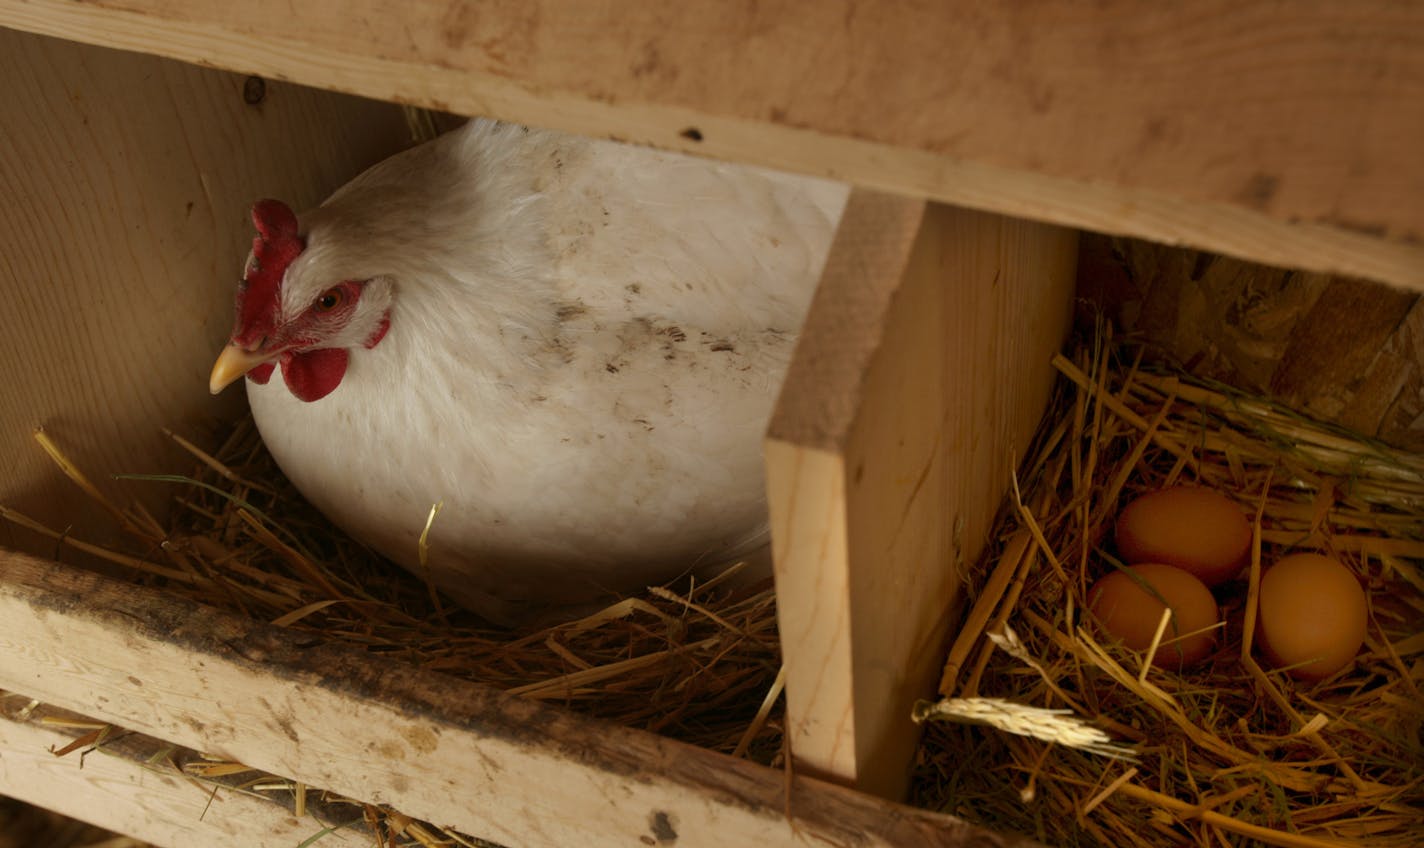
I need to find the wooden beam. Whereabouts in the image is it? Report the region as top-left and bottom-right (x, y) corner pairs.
(0, 699), (369, 847)
(767, 194), (1077, 798)
(0, 549), (1039, 848)
(1, 1), (1420, 291)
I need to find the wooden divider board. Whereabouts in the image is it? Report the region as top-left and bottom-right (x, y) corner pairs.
(767, 194), (1077, 798)
(0, 550), (1041, 848)
(0, 0), (1419, 292)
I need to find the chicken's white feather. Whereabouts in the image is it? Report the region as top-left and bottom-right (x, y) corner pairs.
(242, 119), (848, 622)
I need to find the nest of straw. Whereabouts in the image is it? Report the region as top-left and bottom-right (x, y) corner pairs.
(2, 419), (785, 846)
(913, 331), (1424, 848)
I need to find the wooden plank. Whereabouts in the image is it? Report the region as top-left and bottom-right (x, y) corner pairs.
(0, 28), (415, 556)
(0, 698), (370, 847)
(767, 194), (1077, 798)
(0, 549), (1040, 848)
(1, 0), (1420, 291)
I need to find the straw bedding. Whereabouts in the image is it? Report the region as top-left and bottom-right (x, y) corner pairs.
(4, 327), (1419, 847)
(911, 329), (1424, 848)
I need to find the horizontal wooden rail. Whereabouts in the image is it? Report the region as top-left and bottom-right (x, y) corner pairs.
(0, 549), (1039, 848)
(0, 698), (369, 846)
(1, 0), (1421, 291)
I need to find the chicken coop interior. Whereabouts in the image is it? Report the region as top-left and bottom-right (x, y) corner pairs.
(1, 4), (1420, 848)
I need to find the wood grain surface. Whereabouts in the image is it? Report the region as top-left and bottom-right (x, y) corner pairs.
(0, 697), (367, 847)
(0, 29), (414, 557)
(0, 548), (1042, 848)
(767, 193), (1077, 798)
(1, 0), (1420, 290)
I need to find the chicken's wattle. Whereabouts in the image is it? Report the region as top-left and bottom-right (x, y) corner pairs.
(210, 118), (848, 624)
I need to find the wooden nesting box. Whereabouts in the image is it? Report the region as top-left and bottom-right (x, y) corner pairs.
(0, 3), (1419, 846)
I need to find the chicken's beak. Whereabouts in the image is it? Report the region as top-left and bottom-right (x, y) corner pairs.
(209, 343), (274, 394)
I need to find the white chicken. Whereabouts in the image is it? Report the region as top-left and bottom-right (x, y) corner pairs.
(209, 118), (847, 623)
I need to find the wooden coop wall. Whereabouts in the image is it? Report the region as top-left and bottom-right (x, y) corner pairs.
(0, 2), (1421, 847)
(0, 28), (416, 559)
(1079, 236), (1424, 452)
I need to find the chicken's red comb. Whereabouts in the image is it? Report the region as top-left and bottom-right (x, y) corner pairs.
(233, 199), (304, 345)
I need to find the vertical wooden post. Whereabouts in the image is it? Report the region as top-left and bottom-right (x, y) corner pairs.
(766, 192), (1078, 798)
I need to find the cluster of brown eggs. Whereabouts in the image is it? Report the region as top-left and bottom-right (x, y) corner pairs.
(1087, 487), (1368, 681)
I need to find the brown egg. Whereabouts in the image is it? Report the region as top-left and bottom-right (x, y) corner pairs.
(1116, 486), (1251, 586)
(1088, 563), (1220, 669)
(1256, 553), (1367, 681)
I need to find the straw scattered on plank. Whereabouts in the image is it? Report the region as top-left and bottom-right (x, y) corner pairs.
(3, 417), (787, 846)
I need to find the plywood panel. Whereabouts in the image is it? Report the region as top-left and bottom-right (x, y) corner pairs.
(0, 549), (1038, 848)
(767, 194), (1077, 798)
(1, 0), (1420, 290)
(0, 29), (414, 556)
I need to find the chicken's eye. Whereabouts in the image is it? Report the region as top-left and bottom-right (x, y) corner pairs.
(314, 287), (344, 312)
